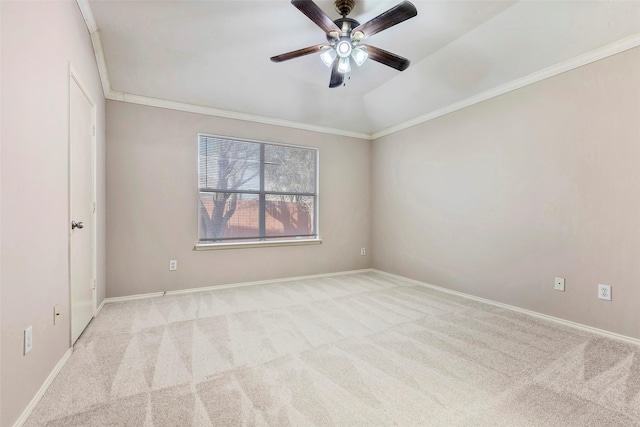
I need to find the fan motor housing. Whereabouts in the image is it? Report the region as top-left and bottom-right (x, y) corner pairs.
(327, 17), (360, 41)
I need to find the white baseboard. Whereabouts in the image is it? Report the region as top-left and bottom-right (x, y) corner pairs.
(105, 291), (165, 304)
(104, 268), (374, 303)
(372, 269), (640, 347)
(12, 348), (73, 427)
(95, 298), (107, 316)
(102, 267), (639, 347)
(164, 268), (374, 296)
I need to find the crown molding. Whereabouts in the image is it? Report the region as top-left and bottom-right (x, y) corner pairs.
(76, 0), (96, 32)
(371, 33), (640, 140)
(77, 0), (640, 142)
(76, 0), (370, 140)
(77, 0), (111, 97)
(105, 90), (372, 140)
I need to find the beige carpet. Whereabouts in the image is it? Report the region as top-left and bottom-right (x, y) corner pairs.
(25, 272), (640, 426)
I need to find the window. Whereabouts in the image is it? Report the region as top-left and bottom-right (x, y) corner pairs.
(198, 134), (318, 245)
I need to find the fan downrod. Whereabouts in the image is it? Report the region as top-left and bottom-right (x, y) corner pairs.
(334, 0), (355, 17)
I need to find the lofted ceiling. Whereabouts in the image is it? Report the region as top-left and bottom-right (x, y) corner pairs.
(85, 0), (640, 138)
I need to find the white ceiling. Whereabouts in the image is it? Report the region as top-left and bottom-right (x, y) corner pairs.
(87, 0), (640, 137)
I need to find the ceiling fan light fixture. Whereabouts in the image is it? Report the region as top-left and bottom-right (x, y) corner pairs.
(351, 46), (368, 66)
(336, 39), (352, 58)
(337, 56), (351, 73)
(320, 49), (337, 67)
(272, 0), (418, 87)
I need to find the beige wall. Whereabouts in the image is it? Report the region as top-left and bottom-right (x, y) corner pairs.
(372, 47), (640, 339)
(106, 101), (370, 298)
(0, 2), (106, 425)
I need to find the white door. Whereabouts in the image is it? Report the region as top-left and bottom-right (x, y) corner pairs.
(69, 72), (95, 344)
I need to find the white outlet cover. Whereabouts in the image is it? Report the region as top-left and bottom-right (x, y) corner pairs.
(554, 277), (565, 292)
(169, 260), (177, 271)
(598, 284), (612, 301)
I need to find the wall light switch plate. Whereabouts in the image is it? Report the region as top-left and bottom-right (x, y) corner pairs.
(598, 284), (612, 301)
(554, 277), (565, 292)
(24, 326), (33, 355)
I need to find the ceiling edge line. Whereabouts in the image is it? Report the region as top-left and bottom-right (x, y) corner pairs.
(371, 32), (640, 140)
(77, 0), (111, 98)
(105, 91), (372, 140)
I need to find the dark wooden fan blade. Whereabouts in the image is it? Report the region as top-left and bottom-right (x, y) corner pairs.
(292, 0), (341, 35)
(364, 44), (410, 71)
(352, 1), (417, 39)
(329, 60), (344, 88)
(271, 44), (330, 62)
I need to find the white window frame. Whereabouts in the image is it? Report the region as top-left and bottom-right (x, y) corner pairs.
(195, 134), (321, 250)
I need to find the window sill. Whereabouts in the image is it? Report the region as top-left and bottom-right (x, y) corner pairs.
(194, 239), (322, 251)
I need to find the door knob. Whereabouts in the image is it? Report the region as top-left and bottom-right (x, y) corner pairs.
(71, 221), (84, 230)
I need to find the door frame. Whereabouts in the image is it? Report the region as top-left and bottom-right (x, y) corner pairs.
(68, 63), (97, 346)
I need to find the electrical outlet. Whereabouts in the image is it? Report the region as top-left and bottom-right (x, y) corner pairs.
(53, 304), (61, 325)
(360, 248), (366, 256)
(24, 326), (33, 355)
(554, 277), (565, 292)
(598, 284), (612, 301)
(169, 260), (177, 271)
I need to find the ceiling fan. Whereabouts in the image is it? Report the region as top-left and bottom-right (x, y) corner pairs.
(271, 0), (418, 88)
